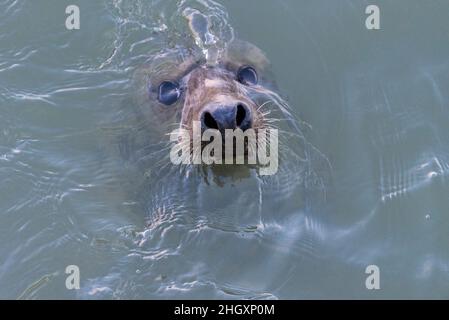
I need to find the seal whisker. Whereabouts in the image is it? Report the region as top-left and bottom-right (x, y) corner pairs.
(256, 100), (272, 111)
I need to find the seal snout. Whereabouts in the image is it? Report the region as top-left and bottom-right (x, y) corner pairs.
(200, 103), (252, 133)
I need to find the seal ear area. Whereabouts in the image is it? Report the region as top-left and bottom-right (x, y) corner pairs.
(222, 39), (276, 88)
(222, 39), (271, 73)
(132, 48), (202, 107)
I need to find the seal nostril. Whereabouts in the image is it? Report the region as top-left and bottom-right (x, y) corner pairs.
(203, 112), (218, 130)
(236, 104), (246, 127)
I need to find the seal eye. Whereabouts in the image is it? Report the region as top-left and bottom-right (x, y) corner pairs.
(158, 80), (181, 105)
(237, 66), (258, 85)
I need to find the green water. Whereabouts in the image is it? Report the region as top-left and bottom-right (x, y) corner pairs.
(1, 0), (449, 299)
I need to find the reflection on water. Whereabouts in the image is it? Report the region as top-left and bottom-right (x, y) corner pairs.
(0, 0), (449, 299)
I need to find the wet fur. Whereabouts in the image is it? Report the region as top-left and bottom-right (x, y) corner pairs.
(133, 40), (274, 138)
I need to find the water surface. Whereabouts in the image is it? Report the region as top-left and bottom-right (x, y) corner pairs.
(1, 0), (449, 299)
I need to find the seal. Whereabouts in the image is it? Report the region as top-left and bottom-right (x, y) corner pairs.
(133, 39), (282, 167)
(97, 3), (334, 243)
(123, 7), (323, 183)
